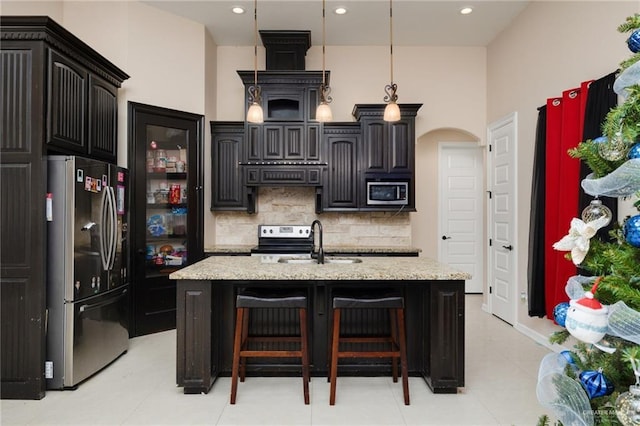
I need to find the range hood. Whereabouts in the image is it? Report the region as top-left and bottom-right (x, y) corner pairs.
(237, 30), (330, 188)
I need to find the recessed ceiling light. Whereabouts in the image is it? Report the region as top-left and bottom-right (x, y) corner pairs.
(334, 7), (347, 15)
(460, 6), (473, 15)
(232, 6), (245, 14)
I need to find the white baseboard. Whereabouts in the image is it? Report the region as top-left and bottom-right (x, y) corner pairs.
(514, 321), (569, 353)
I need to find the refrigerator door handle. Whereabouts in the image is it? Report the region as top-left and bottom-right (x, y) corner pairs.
(99, 186), (110, 271)
(78, 288), (128, 314)
(108, 186), (118, 270)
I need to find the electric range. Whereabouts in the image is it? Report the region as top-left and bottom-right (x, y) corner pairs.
(250, 224), (314, 262)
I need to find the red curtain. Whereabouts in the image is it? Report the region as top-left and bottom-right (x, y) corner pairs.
(543, 87), (585, 319)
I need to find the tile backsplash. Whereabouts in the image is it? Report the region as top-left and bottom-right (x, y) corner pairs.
(213, 187), (412, 247)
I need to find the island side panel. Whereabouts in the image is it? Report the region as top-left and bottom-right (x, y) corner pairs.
(425, 279), (465, 393)
(176, 279), (216, 394)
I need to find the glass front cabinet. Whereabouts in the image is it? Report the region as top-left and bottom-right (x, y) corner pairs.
(128, 102), (203, 336)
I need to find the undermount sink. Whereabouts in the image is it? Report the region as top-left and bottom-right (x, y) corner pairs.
(278, 257), (362, 265)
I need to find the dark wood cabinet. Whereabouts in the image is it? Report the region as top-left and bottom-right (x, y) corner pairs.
(0, 16), (128, 400)
(353, 104), (422, 212)
(425, 281), (465, 392)
(353, 104), (421, 176)
(210, 122), (249, 211)
(128, 102), (204, 337)
(319, 123), (360, 211)
(46, 45), (120, 163)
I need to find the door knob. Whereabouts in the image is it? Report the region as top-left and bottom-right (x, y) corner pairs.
(442, 235), (451, 240)
(502, 245), (513, 251)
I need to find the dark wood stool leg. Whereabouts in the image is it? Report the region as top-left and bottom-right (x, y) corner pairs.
(329, 308), (341, 406)
(230, 307), (245, 404)
(300, 308), (310, 405)
(397, 308), (410, 405)
(240, 308), (250, 382)
(389, 308), (398, 383)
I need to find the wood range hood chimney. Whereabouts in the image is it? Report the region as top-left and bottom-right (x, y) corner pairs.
(259, 30), (311, 71)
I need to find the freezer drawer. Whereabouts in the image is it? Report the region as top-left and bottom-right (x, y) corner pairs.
(46, 287), (129, 389)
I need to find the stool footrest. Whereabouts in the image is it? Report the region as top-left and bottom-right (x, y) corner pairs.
(246, 336), (302, 343)
(337, 351), (400, 358)
(240, 350), (303, 358)
(339, 337), (394, 344)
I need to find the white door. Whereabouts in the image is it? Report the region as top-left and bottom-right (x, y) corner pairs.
(487, 113), (518, 325)
(438, 142), (484, 293)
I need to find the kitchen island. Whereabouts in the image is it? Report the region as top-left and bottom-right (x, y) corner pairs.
(170, 255), (470, 395)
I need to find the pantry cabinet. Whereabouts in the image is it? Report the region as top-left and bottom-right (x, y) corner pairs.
(128, 102), (204, 337)
(0, 16), (129, 400)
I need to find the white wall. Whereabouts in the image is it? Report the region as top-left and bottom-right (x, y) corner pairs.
(487, 1), (637, 341)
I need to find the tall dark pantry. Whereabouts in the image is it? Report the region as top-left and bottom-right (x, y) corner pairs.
(128, 102), (204, 337)
(1, 16), (129, 399)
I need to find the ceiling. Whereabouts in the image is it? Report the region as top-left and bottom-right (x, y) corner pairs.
(142, 0), (531, 47)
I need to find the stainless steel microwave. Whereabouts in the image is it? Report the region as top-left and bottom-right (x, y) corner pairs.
(366, 181), (409, 205)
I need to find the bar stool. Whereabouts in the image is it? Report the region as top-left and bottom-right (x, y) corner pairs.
(329, 289), (409, 405)
(230, 288), (310, 405)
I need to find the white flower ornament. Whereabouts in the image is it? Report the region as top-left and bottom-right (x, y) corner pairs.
(553, 216), (610, 265)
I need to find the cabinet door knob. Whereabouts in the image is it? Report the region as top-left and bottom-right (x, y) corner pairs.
(441, 235), (451, 240)
(502, 245), (513, 251)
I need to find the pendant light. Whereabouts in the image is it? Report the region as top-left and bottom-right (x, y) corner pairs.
(315, 0), (333, 122)
(246, 0), (263, 123)
(383, 0), (400, 122)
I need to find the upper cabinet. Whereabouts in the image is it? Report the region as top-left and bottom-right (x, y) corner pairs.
(1, 17), (128, 164)
(353, 104), (422, 176)
(47, 49), (121, 162)
(208, 31), (423, 213)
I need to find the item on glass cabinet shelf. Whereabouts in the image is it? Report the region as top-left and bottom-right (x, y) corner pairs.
(176, 160), (185, 173)
(172, 207), (187, 236)
(165, 255), (183, 266)
(147, 214), (166, 237)
(154, 149), (167, 172)
(169, 184), (181, 204)
(159, 244), (174, 255)
(147, 192), (155, 204)
(147, 150), (155, 173)
(146, 245), (155, 260)
(154, 189), (169, 204)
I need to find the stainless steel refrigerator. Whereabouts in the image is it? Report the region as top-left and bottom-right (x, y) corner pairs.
(46, 156), (129, 389)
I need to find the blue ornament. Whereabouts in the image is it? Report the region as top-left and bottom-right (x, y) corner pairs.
(628, 29), (640, 53)
(560, 350), (579, 371)
(628, 143), (640, 159)
(624, 215), (640, 248)
(553, 302), (570, 327)
(579, 369), (614, 399)
(593, 136), (608, 144)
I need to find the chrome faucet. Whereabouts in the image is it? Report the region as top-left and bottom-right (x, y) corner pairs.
(311, 219), (325, 264)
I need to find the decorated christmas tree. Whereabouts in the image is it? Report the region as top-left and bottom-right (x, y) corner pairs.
(536, 14), (640, 426)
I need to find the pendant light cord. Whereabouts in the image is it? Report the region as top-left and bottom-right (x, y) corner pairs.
(389, 0), (393, 84)
(322, 0), (326, 86)
(254, 0), (258, 88)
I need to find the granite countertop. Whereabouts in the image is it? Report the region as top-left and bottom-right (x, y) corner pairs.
(204, 245), (421, 255)
(170, 255), (470, 281)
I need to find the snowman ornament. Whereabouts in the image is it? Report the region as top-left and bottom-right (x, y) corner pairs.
(565, 279), (609, 344)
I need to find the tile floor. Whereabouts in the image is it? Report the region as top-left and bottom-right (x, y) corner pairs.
(1, 295), (555, 425)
